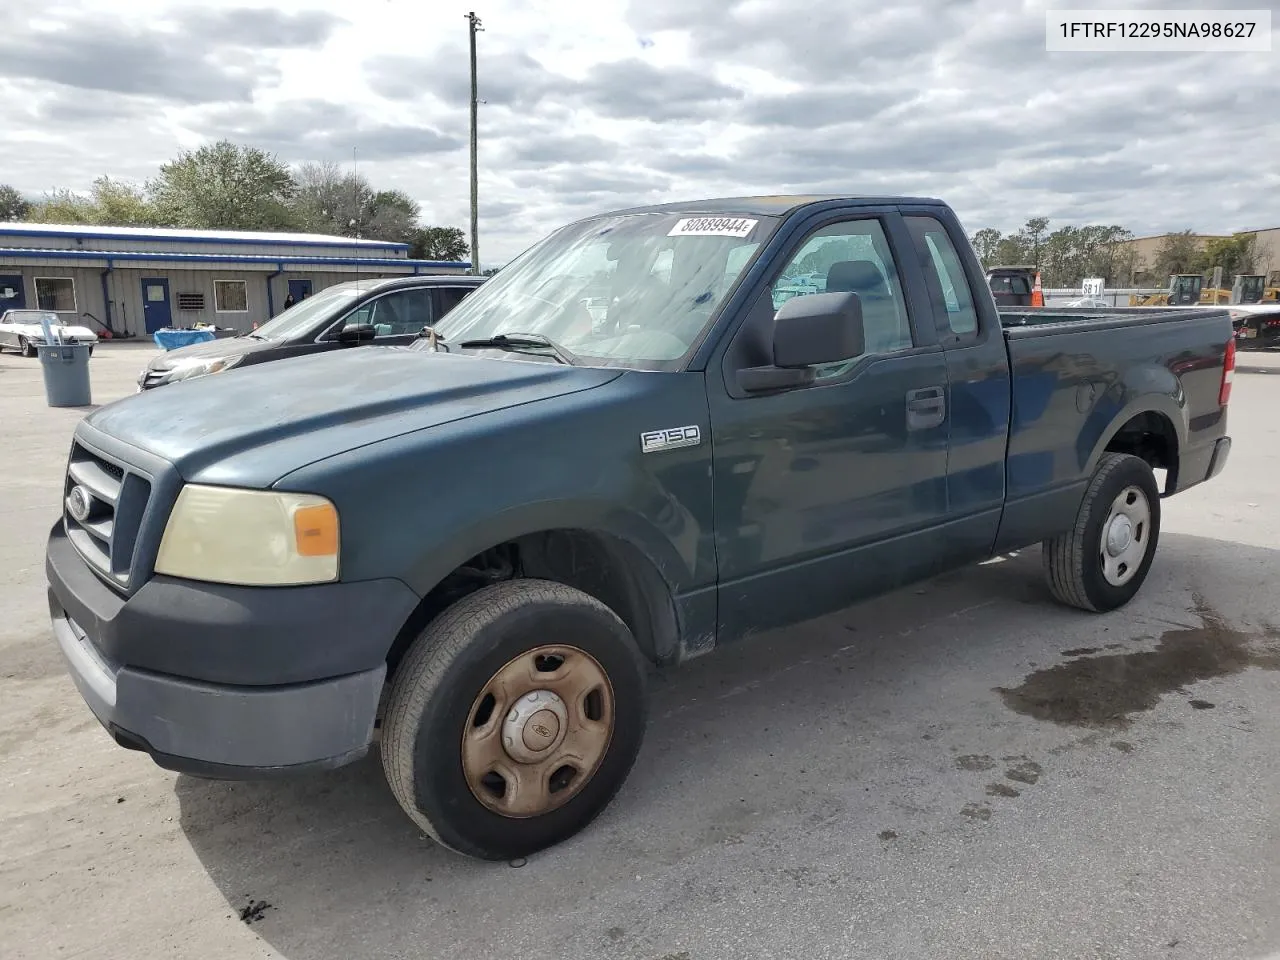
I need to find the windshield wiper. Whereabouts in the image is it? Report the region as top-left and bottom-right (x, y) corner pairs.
(456, 332), (577, 365)
(243, 332), (268, 340)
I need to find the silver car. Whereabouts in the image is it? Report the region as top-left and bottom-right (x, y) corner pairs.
(0, 309), (98, 357)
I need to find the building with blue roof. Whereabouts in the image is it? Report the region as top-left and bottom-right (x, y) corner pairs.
(0, 222), (471, 337)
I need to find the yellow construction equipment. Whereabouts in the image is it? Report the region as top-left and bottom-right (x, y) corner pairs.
(1129, 274), (1202, 306)
(1200, 275), (1280, 305)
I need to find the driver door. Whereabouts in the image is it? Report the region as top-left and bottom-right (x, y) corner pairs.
(709, 211), (954, 641)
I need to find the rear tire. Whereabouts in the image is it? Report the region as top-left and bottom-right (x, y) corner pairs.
(19, 336), (35, 358)
(1043, 453), (1161, 612)
(381, 579), (648, 860)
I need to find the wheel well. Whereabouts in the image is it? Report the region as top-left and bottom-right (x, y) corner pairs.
(1104, 411), (1178, 493)
(386, 529), (679, 676)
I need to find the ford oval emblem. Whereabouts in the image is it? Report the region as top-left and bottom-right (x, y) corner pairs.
(66, 485), (93, 522)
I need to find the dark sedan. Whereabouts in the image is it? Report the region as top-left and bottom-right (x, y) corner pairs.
(138, 274), (486, 390)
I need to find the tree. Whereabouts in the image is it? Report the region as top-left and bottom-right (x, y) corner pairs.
(1201, 232), (1261, 280)
(27, 177), (163, 226)
(970, 228), (1002, 268)
(1152, 230), (1205, 280)
(149, 140), (298, 231)
(26, 188), (95, 224)
(411, 226), (469, 261)
(291, 161), (368, 235)
(87, 177), (162, 226)
(0, 184), (30, 221)
(1016, 216), (1050, 269)
(364, 189), (420, 245)
(290, 164), (421, 244)
(993, 235), (1027, 267)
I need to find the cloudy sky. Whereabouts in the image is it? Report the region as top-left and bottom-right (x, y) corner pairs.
(1, 0), (1276, 264)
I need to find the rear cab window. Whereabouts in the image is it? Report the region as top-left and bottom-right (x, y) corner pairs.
(907, 216), (980, 338)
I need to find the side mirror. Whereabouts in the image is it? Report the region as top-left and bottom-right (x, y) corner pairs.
(738, 292), (865, 393)
(336, 324), (376, 344)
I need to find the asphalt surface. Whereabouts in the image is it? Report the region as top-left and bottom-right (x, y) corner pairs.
(2, 341), (1279, 960)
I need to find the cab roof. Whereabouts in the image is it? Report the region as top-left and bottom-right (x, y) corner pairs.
(598, 195), (947, 219)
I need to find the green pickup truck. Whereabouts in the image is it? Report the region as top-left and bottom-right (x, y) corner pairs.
(46, 195), (1235, 860)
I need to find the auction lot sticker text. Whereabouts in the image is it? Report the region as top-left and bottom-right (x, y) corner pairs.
(1046, 9), (1271, 51)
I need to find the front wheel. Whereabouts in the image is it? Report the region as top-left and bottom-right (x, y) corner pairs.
(381, 579), (648, 860)
(18, 336), (35, 358)
(1043, 452), (1161, 612)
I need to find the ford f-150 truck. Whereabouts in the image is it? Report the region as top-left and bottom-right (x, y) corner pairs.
(46, 195), (1235, 861)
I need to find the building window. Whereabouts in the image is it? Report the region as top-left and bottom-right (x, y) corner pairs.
(34, 277), (77, 312)
(214, 280), (248, 313)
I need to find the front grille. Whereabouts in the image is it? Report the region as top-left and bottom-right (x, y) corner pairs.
(64, 442), (152, 589)
(139, 370), (167, 390)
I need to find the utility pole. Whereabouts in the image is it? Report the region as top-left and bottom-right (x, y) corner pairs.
(466, 11), (483, 276)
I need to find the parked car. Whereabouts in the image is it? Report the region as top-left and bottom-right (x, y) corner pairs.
(47, 194), (1234, 861)
(0, 309), (98, 356)
(136, 274), (486, 389)
(985, 265), (1038, 306)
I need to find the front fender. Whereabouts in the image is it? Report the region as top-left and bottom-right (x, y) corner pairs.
(404, 497), (700, 600)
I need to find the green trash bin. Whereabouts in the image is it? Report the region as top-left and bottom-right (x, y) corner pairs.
(37, 343), (93, 407)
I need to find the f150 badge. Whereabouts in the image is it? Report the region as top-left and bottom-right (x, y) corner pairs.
(640, 425), (702, 453)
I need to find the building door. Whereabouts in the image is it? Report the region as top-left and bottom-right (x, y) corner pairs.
(0, 275), (25, 313)
(141, 277), (171, 333)
(288, 278), (313, 302)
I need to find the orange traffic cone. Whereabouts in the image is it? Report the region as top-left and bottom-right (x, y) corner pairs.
(1031, 271), (1045, 307)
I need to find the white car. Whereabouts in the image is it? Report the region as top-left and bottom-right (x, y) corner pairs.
(0, 309), (98, 357)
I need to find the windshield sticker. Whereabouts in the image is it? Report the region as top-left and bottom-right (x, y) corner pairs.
(667, 217), (758, 239)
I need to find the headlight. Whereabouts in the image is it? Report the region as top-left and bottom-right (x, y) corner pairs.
(155, 485), (339, 586)
(159, 354), (244, 384)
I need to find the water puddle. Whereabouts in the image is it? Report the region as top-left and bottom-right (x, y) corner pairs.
(998, 599), (1280, 728)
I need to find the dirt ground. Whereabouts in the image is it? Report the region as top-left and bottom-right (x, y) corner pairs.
(2, 342), (1279, 960)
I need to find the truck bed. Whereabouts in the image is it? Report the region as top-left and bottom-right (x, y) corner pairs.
(997, 306), (1225, 328)
(991, 304), (1233, 553)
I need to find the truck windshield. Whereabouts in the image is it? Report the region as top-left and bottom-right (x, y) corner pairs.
(250, 283), (370, 340)
(428, 212), (778, 370)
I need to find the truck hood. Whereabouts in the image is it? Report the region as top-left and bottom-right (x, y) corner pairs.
(84, 347), (622, 486)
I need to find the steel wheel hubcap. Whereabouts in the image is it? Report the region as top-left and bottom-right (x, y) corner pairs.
(1099, 485), (1150, 587)
(462, 645), (615, 818)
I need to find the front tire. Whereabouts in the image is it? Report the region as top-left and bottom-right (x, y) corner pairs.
(381, 579), (648, 860)
(1043, 453), (1161, 612)
(18, 336), (35, 358)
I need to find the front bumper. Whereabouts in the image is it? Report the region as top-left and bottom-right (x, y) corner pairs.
(46, 522), (420, 778)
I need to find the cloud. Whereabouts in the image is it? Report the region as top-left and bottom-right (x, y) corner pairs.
(172, 7), (346, 49)
(0, 17), (258, 104)
(196, 100), (462, 161)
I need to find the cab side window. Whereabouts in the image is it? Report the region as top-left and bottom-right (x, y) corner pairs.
(436, 285), (475, 316)
(770, 218), (911, 379)
(905, 216), (980, 337)
(338, 288), (435, 337)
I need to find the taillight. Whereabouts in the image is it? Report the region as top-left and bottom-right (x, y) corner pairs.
(1219, 337), (1235, 406)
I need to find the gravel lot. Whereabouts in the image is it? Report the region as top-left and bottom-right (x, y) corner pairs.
(2, 342), (1279, 960)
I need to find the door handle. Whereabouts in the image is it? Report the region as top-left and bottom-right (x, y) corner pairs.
(906, 385), (946, 431)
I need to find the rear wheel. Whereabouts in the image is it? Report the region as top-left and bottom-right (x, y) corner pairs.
(1043, 453), (1161, 612)
(381, 579), (648, 860)
(18, 336), (35, 358)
